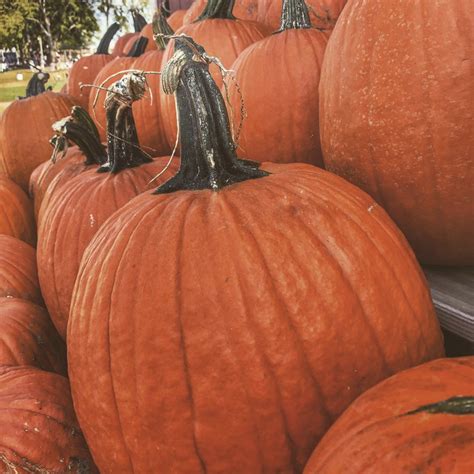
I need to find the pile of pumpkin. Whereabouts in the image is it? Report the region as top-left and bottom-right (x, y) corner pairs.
(0, 0), (472, 472)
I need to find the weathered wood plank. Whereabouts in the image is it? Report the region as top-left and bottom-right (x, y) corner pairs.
(424, 267), (474, 343)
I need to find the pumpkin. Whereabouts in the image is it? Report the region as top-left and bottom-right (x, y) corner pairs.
(304, 357), (474, 473)
(30, 106), (106, 221)
(0, 73), (78, 190)
(319, 0), (473, 265)
(0, 298), (66, 375)
(168, 9), (187, 30)
(67, 23), (120, 110)
(161, 0), (271, 150)
(257, 0), (347, 31)
(123, 23), (158, 55)
(111, 10), (148, 56)
(226, 0), (327, 166)
(0, 174), (35, 245)
(184, 0), (259, 23)
(131, 9), (174, 156)
(0, 365), (97, 473)
(67, 38), (444, 473)
(90, 37), (149, 141)
(38, 73), (179, 339)
(0, 235), (42, 306)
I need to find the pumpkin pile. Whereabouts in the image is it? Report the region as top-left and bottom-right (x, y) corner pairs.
(0, 0), (472, 472)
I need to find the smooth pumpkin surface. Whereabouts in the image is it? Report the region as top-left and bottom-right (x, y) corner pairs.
(0, 92), (77, 190)
(0, 365), (97, 473)
(0, 174), (35, 245)
(0, 235), (42, 305)
(257, 0), (347, 30)
(111, 32), (136, 56)
(304, 357), (474, 473)
(0, 298), (66, 375)
(168, 9), (187, 30)
(226, 2), (327, 166)
(319, 0), (473, 265)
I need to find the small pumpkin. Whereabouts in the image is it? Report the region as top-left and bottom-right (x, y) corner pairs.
(0, 298), (66, 375)
(111, 10), (148, 56)
(0, 235), (42, 306)
(68, 38), (444, 473)
(67, 23), (120, 110)
(257, 0), (347, 31)
(38, 73), (178, 338)
(0, 365), (97, 473)
(304, 357), (474, 473)
(161, 0), (271, 150)
(30, 106), (106, 222)
(226, 0), (328, 166)
(0, 73), (78, 190)
(0, 174), (35, 245)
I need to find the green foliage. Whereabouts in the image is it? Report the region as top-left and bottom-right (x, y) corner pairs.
(96, 0), (151, 30)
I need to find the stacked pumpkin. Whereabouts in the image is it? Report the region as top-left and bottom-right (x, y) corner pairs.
(0, 0), (472, 472)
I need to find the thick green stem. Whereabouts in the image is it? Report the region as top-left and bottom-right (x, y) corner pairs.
(25, 72), (50, 97)
(156, 36), (267, 194)
(404, 396), (474, 416)
(196, 0), (236, 21)
(127, 36), (148, 57)
(96, 22), (120, 55)
(132, 10), (148, 32)
(153, 8), (174, 50)
(100, 73), (152, 174)
(279, 0), (312, 31)
(50, 106), (107, 165)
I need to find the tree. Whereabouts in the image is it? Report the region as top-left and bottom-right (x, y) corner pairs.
(96, 0), (151, 28)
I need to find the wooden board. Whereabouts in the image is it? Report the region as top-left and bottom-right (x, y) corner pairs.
(424, 267), (474, 344)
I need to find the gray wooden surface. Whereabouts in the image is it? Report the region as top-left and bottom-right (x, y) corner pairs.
(423, 267), (474, 343)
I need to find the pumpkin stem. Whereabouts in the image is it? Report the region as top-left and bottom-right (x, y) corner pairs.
(153, 8), (174, 51)
(156, 36), (267, 194)
(25, 72), (50, 97)
(99, 73), (152, 174)
(279, 0), (312, 31)
(132, 10), (148, 32)
(196, 0), (236, 21)
(50, 106), (107, 165)
(127, 36), (149, 57)
(404, 396), (474, 416)
(96, 22), (120, 55)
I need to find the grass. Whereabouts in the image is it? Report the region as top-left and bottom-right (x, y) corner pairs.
(0, 68), (68, 114)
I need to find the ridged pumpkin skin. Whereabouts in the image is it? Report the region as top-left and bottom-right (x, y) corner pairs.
(0, 92), (77, 190)
(319, 0), (473, 265)
(30, 146), (94, 221)
(227, 28), (327, 166)
(68, 162), (444, 473)
(131, 51), (172, 156)
(161, 19), (270, 149)
(0, 365), (97, 473)
(184, 0), (259, 23)
(258, 0), (347, 30)
(0, 235), (42, 305)
(304, 357), (474, 473)
(0, 174), (35, 245)
(37, 157), (179, 339)
(0, 298), (66, 375)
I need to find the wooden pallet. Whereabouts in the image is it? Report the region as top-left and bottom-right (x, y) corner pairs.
(424, 267), (474, 353)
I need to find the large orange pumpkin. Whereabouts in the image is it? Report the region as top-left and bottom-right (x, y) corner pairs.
(161, 0), (270, 150)
(184, 0), (259, 23)
(0, 298), (66, 375)
(257, 0), (347, 31)
(305, 357), (474, 473)
(67, 23), (120, 110)
(0, 74), (78, 190)
(0, 365), (97, 473)
(0, 174), (35, 245)
(68, 38), (444, 473)
(111, 10), (148, 56)
(319, 0), (473, 265)
(168, 9), (187, 30)
(90, 37), (149, 141)
(226, 0), (327, 166)
(38, 74), (179, 339)
(131, 9), (174, 156)
(30, 106), (106, 221)
(0, 235), (42, 306)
